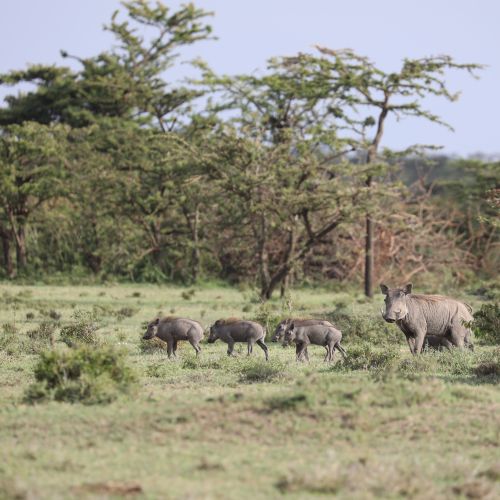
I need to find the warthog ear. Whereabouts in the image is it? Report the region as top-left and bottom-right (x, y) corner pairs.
(289, 322), (294, 330)
(403, 283), (413, 294)
(380, 284), (389, 295)
(153, 318), (160, 325)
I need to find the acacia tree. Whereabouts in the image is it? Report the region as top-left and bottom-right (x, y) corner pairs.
(0, 122), (69, 273)
(283, 49), (482, 296)
(0, 1), (215, 278)
(198, 59), (374, 298)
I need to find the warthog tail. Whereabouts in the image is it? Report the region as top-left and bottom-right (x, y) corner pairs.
(336, 343), (347, 359)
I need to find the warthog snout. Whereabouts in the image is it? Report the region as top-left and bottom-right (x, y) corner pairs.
(143, 318), (159, 340)
(207, 326), (217, 343)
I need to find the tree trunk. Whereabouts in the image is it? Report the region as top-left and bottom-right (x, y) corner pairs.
(364, 210), (374, 297)
(364, 100), (389, 297)
(15, 225), (27, 271)
(191, 205), (201, 282)
(261, 226), (296, 300)
(0, 229), (14, 277)
(257, 213), (271, 293)
(280, 274), (289, 298)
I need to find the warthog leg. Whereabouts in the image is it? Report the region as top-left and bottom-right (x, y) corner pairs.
(189, 339), (201, 357)
(167, 341), (174, 359)
(406, 336), (416, 355)
(256, 339), (269, 361)
(296, 342), (307, 362)
(323, 345), (330, 362)
(227, 339), (236, 356)
(247, 340), (255, 356)
(336, 343), (347, 359)
(172, 340), (178, 358)
(413, 331), (426, 355)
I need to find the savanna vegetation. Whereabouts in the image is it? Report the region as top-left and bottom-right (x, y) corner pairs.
(0, 1), (497, 299)
(0, 1), (499, 499)
(0, 283), (498, 499)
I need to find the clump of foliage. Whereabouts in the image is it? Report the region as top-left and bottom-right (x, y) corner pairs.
(59, 310), (101, 347)
(181, 289), (196, 301)
(25, 345), (137, 404)
(266, 392), (310, 412)
(253, 298), (290, 340)
(327, 308), (402, 346)
(395, 349), (475, 377)
(114, 307), (138, 320)
(238, 359), (288, 383)
(25, 321), (57, 354)
(0, 323), (19, 354)
(469, 303), (500, 344)
(473, 348), (500, 377)
(139, 337), (167, 353)
(334, 343), (400, 372)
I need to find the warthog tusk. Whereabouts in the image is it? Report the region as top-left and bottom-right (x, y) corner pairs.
(380, 308), (385, 318)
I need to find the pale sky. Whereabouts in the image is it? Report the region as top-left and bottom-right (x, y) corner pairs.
(1, 0), (499, 156)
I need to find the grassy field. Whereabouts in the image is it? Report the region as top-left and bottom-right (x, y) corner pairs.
(0, 283), (498, 499)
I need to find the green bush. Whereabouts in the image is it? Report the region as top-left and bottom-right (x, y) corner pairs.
(335, 343), (400, 372)
(327, 308), (402, 346)
(115, 306), (138, 320)
(25, 321), (57, 354)
(59, 310), (100, 347)
(25, 345), (137, 404)
(266, 392), (310, 412)
(139, 337), (167, 353)
(253, 301), (282, 341)
(396, 349), (474, 377)
(469, 303), (500, 345)
(0, 323), (19, 354)
(474, 348), (500, 377)
(238, 359), (288, 383)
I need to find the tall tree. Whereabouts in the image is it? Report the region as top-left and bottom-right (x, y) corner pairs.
(286, 48), (482, 296)
(198, 58), (371, 298)
(0, 122), (69, 273)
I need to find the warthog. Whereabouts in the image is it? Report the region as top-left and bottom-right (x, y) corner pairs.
(380, 283), (474, 355)
(207, 318), (269, 360)
(143, 317), (203, 358)
(272, 318), (333, 343)
(424, 335), (452, 351)
(283, 322), (347, 362)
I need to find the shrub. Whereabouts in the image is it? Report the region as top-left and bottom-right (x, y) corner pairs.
(335, 343), (400, 372)
(60, 310), (100, 347)
(182, 356), (231, 370)
(48, 310), (62, 320)
(239, 359), (288, 383)
(253, 302), (282, 341)
(181, 289), (196, 300)
(469, 303), (500, 345)
(25, 321), (57, 354)
(396, 349), (474, 377)
(327, 308), (402, 346)
(114, 307), (138, 320)
(0, 323), (19, 354)
(474, 348), (500, 377)
(25, 345), (137, 404)
(266, 392), (310, 412)
(139, 337), (167, 353)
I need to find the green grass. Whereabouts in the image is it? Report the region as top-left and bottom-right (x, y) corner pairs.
(0, 283), (498, 499)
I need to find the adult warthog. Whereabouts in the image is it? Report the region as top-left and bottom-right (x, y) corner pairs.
(380, 283), (474, 355)
(207, 318), (269, 360)
(143, 317), (204, 358)
(283, 322), (347, 362)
